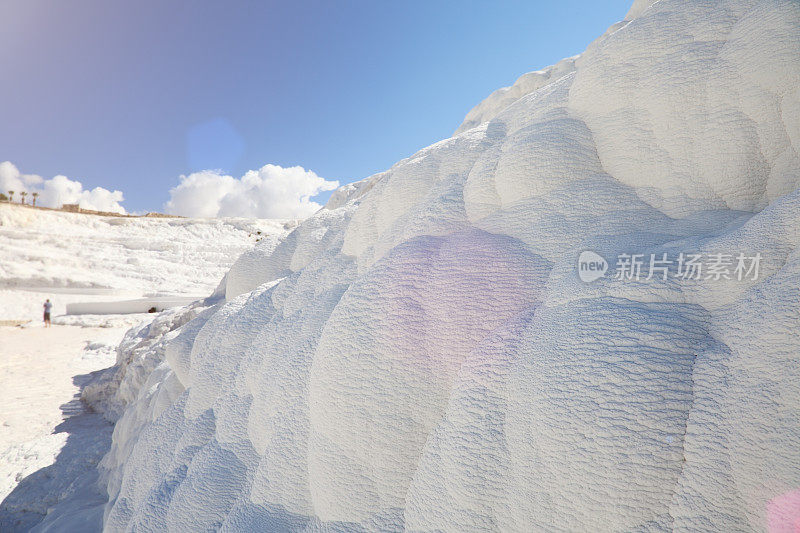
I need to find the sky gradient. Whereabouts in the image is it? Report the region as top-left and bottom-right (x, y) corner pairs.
(0, 0), (632, 213)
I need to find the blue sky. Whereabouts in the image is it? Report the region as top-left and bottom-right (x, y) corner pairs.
(0, 0), (632, 213)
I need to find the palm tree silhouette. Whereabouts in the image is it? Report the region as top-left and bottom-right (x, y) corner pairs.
(8, 191), (14, 203)
(20, 191), (27, 205)
(32, 192), (39, 206)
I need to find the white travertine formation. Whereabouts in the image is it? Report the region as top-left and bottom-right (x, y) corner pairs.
(94, 1), (800, 531)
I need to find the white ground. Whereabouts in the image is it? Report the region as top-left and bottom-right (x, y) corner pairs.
(0, 325), (127, 531)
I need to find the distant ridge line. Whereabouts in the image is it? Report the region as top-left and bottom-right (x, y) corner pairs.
(0, 200), (183, 218)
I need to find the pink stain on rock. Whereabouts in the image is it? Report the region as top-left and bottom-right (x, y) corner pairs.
(768, 489), (800, 533)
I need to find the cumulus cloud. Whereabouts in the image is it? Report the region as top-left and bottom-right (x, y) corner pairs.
(0, 161), (126, 214)
(164, 164), (339, 219)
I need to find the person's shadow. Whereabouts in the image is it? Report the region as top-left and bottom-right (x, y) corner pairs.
(0, 370), (113, 532)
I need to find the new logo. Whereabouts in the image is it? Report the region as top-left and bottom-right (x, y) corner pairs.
(578, 251), (608, 283)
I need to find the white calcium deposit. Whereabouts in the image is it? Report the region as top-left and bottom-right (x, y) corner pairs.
(59, 1), (800, 531)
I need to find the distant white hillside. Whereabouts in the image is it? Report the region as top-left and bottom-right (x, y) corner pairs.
(0, 203), (294, 320)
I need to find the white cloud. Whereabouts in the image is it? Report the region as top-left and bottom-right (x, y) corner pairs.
(164, 164), (339, 219)
(0, 161), (126, 214)
(1, 161), (337, 219)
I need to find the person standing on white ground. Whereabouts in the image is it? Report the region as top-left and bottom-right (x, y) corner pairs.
(43, 299), (52, 327)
